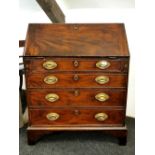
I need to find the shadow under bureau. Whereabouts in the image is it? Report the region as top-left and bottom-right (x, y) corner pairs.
(23, 23), (130, 145)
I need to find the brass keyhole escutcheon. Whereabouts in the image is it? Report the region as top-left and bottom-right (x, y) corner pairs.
(94, 113), (108, 121)
(44, 75), (58, 84)
(45, 93), (59, 102)
(95, 93), (109, 102)
(96, 60), (110, 69)
(73, 25), (79, 30)
(73, 74), (79, 81)
(74, 110), (80, 115)
(46, 113), (60, 121)
(43, 60), (57, 70)
(95, 76), (109, 84)
(74, 90), (79, 96)
(73, 60), (79, 67)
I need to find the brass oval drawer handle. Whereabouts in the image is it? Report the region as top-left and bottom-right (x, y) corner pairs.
(45, 93), (59, 102)
(95, 76), (109, 84)
(95, 113), (108, 121)
(95, 93), (109, 102)
(43, 60), (57, 70)
(44, 75), (58, 84)
(46, 112), (60, 121)
(96, 60), (110, 69)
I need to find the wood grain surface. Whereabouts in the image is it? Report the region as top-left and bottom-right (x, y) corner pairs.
(24, 57), (129, 73)
(27, 88), (127, 107)
(29, 108), (125, 126)
(23, 24), (129, 145)
(26, 73), (128, 88)
(24, 24), (129, 57)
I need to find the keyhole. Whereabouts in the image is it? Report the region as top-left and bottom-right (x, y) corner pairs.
(73, 75), (79, 81)
(73, 25), (79, 30)
(74, 110), (80, 115)
(74, 90), (79, 96)
(73, 60), (79, 67)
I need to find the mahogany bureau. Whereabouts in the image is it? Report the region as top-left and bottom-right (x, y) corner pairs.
(23, 23), (130, 145)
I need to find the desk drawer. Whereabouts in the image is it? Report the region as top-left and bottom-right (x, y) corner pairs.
(26, 73), (128, 88)
(27, 89), (127, 107)
(24, 58), (129, 73)
(29, 108), (125, 127)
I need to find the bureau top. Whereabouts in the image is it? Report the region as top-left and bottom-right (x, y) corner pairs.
(24, 23), (129, 57)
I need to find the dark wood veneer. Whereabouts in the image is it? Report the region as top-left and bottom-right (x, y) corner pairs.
(29, 108), (125, 126)
(24, 24), (129, 57)
(27, 88), (127, 107)
(26, 73), (128, 88)
(24, 24), (129, 145)
(24, 58), (129, 73)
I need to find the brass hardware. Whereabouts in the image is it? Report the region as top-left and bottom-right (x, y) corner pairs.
(94, 113), (108, 121)
(44, 75), (58, 84)
(73, 25), (78, 30)
(45, 93), (59, 102)
(124, 63), (128, 68)
(74, 90), (79, 96)
(43, 60), (57, 70)
(96, 60), (110, 69)
(95, 76), (109, 84)
(46, 113), (60, 121)
(73, 74), (79, 81)
(74, 110), (80, 115)
(95, 93), (109, 102)
(73, 60), (79, 67)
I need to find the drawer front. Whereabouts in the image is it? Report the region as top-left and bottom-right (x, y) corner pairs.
(29, 108), (125, 126)
(27, 89), (127, 107)
(26, 73), (128, 88)
(24, 58), (129, 72)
